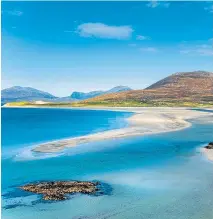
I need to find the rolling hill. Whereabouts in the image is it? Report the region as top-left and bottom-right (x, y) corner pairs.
(1, 86), (57, 104)
(78, 71), (213, 107)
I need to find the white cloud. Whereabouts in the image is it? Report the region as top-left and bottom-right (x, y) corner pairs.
(3, 10), (23, 16)
(76, 23), (133, 39)
(140, 47), (158, 52)
(180, 44), (213, 56)
(147, 1), (170, 8)
(136, 35), (150, 40)
(196, 45), (213, 56)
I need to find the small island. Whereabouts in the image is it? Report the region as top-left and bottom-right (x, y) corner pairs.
(19, 181), (100, 201)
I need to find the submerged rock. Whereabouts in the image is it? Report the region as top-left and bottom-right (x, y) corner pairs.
(19, 181), (100, 201)
(205, 142), (213, 149)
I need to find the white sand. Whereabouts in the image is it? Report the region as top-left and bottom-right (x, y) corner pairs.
(34, 101), (50, 105)
(201, 148), (213, 162)
(32, 107), (213, 153)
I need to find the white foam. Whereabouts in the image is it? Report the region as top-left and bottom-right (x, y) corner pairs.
(13, 146), (63, 161)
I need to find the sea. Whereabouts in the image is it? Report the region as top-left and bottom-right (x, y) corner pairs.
(1, 107), (213, 219)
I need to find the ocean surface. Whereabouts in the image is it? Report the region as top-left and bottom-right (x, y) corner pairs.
(1, 107), (213, 219)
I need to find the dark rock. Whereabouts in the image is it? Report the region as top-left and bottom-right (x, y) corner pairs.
(19, 181), (100, 201)
(204, 142), (213, 149)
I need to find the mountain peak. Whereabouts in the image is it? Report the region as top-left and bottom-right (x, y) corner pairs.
(172, 71), (213, 78)
(11, 86), (23, 89)
(1, 86), (57, 103)
(146, 71), (213, 90)
(70, 86), (132, 100)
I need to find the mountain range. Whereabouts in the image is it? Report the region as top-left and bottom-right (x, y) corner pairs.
(2, 71), (213, 107)
(81, 71), (213, 106)
(1, 86), (57, 104)
(1, 86), (132, 104)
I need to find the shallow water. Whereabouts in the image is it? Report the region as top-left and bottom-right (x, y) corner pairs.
(1, 108), (213, 219)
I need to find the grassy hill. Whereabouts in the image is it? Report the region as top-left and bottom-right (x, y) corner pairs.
(74, 71), (213, 107)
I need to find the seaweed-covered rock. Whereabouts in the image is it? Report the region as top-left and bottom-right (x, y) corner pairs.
(19, 181), (100, 201)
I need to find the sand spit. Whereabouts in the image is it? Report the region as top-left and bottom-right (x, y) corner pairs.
(32, 108), (213, 153)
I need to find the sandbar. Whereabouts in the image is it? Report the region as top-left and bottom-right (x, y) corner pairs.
(32, 107), (213, 153)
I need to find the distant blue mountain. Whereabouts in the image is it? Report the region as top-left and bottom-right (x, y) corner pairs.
(1, 86), (57, 103)
(70, 86), (132, 100)
(1, 85), (132, 104)
(71, 91), (103, 100)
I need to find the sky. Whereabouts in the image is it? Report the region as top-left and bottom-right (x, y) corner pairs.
(1, 1), (213, 97)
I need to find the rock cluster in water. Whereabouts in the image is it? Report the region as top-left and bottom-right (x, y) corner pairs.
(19, 181), (100, 201)
(205, 142), (213, 149)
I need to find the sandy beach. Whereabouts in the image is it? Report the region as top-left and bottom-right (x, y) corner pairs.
(32, 107), (213, 154)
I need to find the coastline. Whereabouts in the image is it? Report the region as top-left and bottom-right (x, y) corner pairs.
(32, 107), (213, 153)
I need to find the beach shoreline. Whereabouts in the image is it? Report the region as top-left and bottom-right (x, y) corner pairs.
(31, 107), (213, 154)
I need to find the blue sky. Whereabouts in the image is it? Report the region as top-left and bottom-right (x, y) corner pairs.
(1, 1), (213, 96)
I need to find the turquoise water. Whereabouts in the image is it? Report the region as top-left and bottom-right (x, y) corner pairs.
(1, 108), (213, 219)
